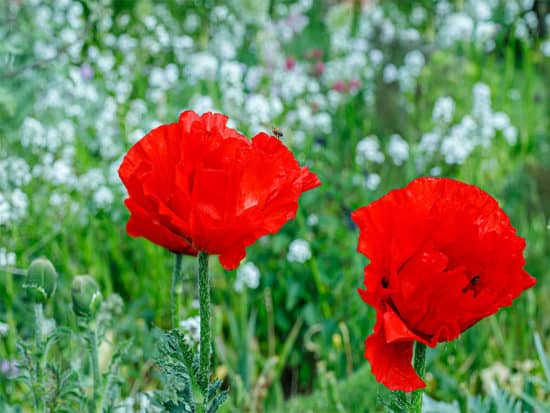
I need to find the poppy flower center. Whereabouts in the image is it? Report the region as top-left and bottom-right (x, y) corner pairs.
(386, 249), (484, 339)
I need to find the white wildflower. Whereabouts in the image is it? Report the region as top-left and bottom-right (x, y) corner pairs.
(387, 134), (409, 165)
(491, 112), (510, 130)
(419, 132), (441, 155)
(369, 49), (384, 66)
(0, 322), (9, 337)
(404, 50), (425, 76)
(481, 362), (511, 394)
(287, 239), (312, 263)
(365, 173), (381, 190)
(234, 262), (260, 292)
(356, 136), (385, 165)
(187, 52), (218, 82)
(307, 214), (319, 226)
(411, 6), (427, 26)
(441, 128), (475, 164)
(433, 96), (455, 124)
(220, 61), (244, 85)
(503, 125), (518, 145)
(245, 94), (271, 125)
(471, 1), (492, 20)
(93, 186), (114, 209)
(0, 249), (16, 267)
(180, 316), (200, 346)
(190, 95), (216, 114)
(314, 112), (332, 134)
(383, 64), (398, 83)
(439, 13), (474, 46)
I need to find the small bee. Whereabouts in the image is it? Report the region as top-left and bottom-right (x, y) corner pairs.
(271, 127), (284, 139)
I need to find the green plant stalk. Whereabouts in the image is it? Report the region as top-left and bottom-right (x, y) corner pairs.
(4, 270), (17, 353)
(171, 254), (183, 329)
(239, 288), (249, 390)
(88, 322), (101, 413)
(33, 303), (44, 413)
(351, 0), (361, 36)
(296, 210), (330, 318)
(198, 251), (211, 396)
(410, 342), (427, 413)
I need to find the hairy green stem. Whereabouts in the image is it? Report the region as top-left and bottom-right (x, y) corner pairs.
(5, 270), (17, 353)
(410, 342), (427, 412)
(198, 252), (211, 396)
(171, 254), (183, 329)
(88, 323), (100, 413)
(33, 303), (44, 413)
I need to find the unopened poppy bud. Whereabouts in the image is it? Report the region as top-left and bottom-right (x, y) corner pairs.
(23, 258), (58, 303)
(71, 275), (102, 318)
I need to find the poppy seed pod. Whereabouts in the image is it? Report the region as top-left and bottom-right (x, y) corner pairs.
(71, 275), (102, 318)
(23, 258), (58, 303)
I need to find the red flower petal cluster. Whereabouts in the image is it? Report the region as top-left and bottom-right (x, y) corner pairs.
(352, 177), (536, 391)
(119, 111), (320, 270)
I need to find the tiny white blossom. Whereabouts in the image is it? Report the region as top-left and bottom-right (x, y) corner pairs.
(292, 130), (307, 147)
(471, 1), (492, 20)
(0, 322), (9, 337)
(0, 249), (16, 267)
(404, 50), (425, 76)
(93, 186), (114, 209)
(307, 214), (319, 226)
(441, 129), (475, 164)
(190, 96), (216, 114)
(387, 134), (409, 166)
(220, 61), (244, 85)
(287, 239), (311, 263)
(187, 52), (218, 82)
(411, 6), (427, 26)
(365, 173), (381, 190)
(314, 112), (332, 134)
(245, 94), (271, 125)
(433, 96), (455, 124)
(234, 262), (260, 292)
(439, 13), (474, 46)
(419, 132), (441, 155)
(369, 49), (384, 66)
(180, 316), (200, 346)
(356, 136), (385, 165)
(491, 112), (510, 130)
(503, 125), (518, 145)
(383, 64), (398, 83)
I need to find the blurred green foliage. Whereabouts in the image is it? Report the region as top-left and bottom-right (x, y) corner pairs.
(0, 0), (549, 411)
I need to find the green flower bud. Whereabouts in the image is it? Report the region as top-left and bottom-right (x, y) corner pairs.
(23, 258), (58, 303)
(71, 275), (102, 318)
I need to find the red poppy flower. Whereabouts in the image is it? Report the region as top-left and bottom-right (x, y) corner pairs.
(351, 177), (536, 391)
(119, 111), (320, 270)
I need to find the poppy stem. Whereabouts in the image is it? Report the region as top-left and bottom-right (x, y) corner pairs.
(33, 303), (45, 413)
(87, 320), (100, 413)
(410, 342), (427, 412)
(197, 252), (211, 396)
(170, 254), (183, 329)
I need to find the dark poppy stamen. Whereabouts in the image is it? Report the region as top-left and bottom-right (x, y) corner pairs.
(381, 276), (389, 288)
(462, 275), (481, 295)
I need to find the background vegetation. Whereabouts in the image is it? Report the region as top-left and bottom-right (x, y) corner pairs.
(1, 0), (549, 411)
